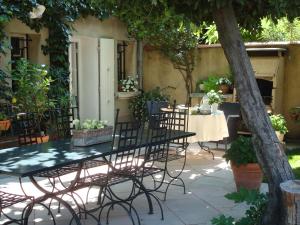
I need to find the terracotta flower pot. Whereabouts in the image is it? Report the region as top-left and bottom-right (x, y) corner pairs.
(36, 135), (49, 144)
(0, 120), (11, 131)
(219, 84), (230, 94)
(231, 161), (263, 191)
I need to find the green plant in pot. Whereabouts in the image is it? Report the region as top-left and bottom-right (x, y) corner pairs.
(223, 136), (263, 191)
(269, 114), (288, 142)
(216, 77), (232, 94)
(11, 58), (53, 139)
(129, 87), (169, 121)
(206, 90), (222, 114)
(202, 76), (219, 93)
(0, 112), (11, 131)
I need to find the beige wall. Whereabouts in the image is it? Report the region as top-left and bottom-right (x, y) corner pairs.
(143, 47), (229, 104)
(143, 44), (300, 139)
(0, 19), (49, 73)
(283, 44), (300, 139)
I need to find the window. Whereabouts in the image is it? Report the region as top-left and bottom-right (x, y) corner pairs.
(117, 41), (127, 81)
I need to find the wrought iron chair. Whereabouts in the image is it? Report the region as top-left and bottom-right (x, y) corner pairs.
(155, 106), (189, 200)
(13, 113), (39, 146)
(131, 109), (175, 219)
(216, 102), (241, 150)
(72, 110), (144, 225)
(0, 191), (33, 224)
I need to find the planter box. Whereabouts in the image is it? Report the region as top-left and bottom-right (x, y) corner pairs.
(72, 126), (113, 147)
(117, 91), (140, 99)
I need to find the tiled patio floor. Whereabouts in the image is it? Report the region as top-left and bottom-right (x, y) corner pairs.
(0, 143), (255, 225)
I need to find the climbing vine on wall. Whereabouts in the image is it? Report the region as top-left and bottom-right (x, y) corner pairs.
(0, 0), (111, 104)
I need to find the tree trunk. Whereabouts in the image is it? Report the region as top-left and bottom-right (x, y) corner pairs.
(213, 4), (294, 225)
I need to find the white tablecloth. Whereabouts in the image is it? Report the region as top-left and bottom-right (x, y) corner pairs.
(187, 110), (229, 143)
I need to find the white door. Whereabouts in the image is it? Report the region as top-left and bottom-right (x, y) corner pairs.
(99, 38), (115, 125)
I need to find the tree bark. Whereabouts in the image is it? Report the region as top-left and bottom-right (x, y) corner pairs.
(213, 4), (294, 225)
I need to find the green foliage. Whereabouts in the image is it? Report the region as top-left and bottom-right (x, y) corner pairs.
(211, 188), (267, 225)
(11, 58), (53, 117)
(0, 112), (8, 121)
(129, 87), (169, 121)
(203, 76), (219, 93)
(223, 136), (257, 165)
(0, 68), (11, 102)
(260, 17), (300, 41)
(207, 90), (222, 105)
(287, 148), (300, 179)
(216, 77), (232, 86)
(0, 0), (112, 106)
(73, 118), (108, 130)
(269, 114), (288, 135)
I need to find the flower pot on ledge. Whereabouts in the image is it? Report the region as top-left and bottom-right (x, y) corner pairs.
(117, 91), (140, 99)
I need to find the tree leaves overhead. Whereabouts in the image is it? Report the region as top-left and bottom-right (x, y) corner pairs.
(168, 0), (300, 30)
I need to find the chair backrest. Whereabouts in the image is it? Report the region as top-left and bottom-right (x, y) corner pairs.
(51, 107), (76, 139)
(14, 113), (38, 146)
(219, 102), (241, 120)
(219, 102), (241, 144)
(110, 109), (143, 172)
(146, 109), (175, 162)
(170, 108), (189, 148)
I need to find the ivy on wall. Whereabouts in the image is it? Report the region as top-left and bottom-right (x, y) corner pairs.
(0, 0), (111, 103)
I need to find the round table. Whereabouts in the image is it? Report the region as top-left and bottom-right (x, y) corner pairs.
(187, 110), (229, 143)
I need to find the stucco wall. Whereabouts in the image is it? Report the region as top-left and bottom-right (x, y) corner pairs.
(0, 19), (49, 71)
(283, 44), (300, 139)
(143, 44), (300, 139)
(143, 47), (229, 104)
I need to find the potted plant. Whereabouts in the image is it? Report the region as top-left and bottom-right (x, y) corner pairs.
(118, 76), (140, 98)
(72, 119), (113, 146)
(129, 87), (169, 122)
(269, 114), (288, 142)
(223, 136), (263, 191)
(203, 76), (220, 93)
(11, 59), (54, 142)
(216, 77), (232, 94)
(0, 112), (11, 131)
(206, 90), (222, 114)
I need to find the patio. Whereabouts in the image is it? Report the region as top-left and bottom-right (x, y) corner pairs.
(0, 144), (256, 225)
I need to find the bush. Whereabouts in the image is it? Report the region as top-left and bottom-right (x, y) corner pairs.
(211, 188), (267, 225)
(223, 136), (257, 166)
(269, 114), (288, 135)
(203, 76), (219, 93)
(129, 87), (169, 121)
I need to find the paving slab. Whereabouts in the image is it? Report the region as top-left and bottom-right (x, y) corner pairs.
(0, 148), (253, 225)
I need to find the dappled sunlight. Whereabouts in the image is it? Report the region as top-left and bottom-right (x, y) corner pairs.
(189, 173), (202, 180)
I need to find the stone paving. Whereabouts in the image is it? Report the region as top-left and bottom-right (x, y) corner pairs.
(0, 143), (255, 225)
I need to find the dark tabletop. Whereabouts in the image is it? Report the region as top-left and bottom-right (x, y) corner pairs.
(0, 130), (195, 177)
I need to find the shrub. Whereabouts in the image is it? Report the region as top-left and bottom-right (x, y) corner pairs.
(269, 114), (288, 135)
(129, 87), (169, 121)
(203, 76), (219, 93)
(211, 188), (267, 225)
(223, 136), (257, 166)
